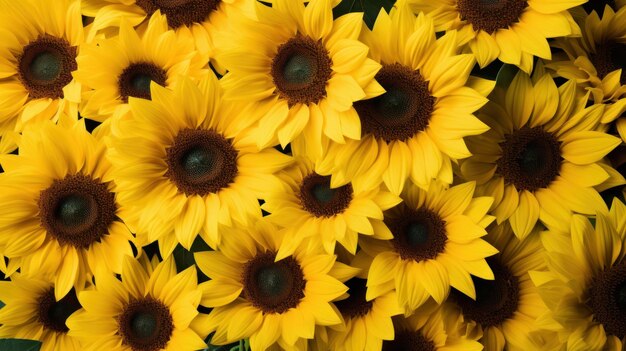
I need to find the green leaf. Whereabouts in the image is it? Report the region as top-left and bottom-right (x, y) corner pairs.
(0, 339), (42, 351)
(333, 0), (396, 29)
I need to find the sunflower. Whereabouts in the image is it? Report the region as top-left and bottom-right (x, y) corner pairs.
(548, 5), (626, 103)
(195, 220), (348, 350)
(460, 71), (622, 240)
(67, 255), (207, 351)
(107, 74), (292, 257)
(383, 300), (483, 350)
(0, 0), (83, 133)
(316, 5), (492, 195)
(216, 0), (384, 157)
(531, 198), (626, 351)
(74, 11), (207, 123)
(0, 120), (134, 300)
(362, 180), (497, 314)
(446, 223), (553, 351)
(261, 155), (401, 258)
(326, 251), (404, 351)
(0, 274), (83, 351)
(404, 0), (583, 73)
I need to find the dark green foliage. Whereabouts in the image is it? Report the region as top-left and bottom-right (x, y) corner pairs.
(333, 0), (396, 28)
(0, 339), (42, 351)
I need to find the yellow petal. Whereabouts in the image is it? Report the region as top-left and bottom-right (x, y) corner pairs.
(509, 190), (540, 240)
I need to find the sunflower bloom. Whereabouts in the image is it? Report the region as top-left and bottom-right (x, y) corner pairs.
(217, 0), (384, 155)
(0, 120), (134, 300)
(67, 255), (207, 351)
(316, 5), (492, 195)
(107, 75), (292, 256)
(195, 220), (348, 350)
(404, 0), (583, 73)
(461, 71), (622, 239)
(363, 181), (497, 314)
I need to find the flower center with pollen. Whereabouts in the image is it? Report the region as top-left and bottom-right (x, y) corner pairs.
(271, 35), (333, 106)
(118, 297), (174, 351)
(135, 0), (220, 28)
(587, 261), (626, 338)
(118, 62), (167, 102)
(38, 174), (117, 248)
(591, 41), (626, 85)
(37, 288), (82, 333)
(386, 206), (447, 261)
(355, 63), (435, 142)
(242, 252), (306, 314)
(451, 258), (519, 327)
(497, 126), (562, 192)
(334, 278), (373, 319)
(165, 128), (238, 196)
(298, 173), (353, 217)
(457, 0), (528, 34)
(18, 35), (77, 99)
(382, 330), (436, 351)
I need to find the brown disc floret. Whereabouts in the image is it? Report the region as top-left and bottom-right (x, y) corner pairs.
(118, 62), (167, 102)
(298, 173), (353, 217)
(588, 261), (626, 338)
(37, 288), (82, 333)
(135, 0), (220, 28)
(386, 206), (447, 261)
(118, 297), (174, 351)
(457, 0), (528, 34)
(382, 330), (436, 351)
(591, 41), (626, 85)
(334, 278), (373, 319)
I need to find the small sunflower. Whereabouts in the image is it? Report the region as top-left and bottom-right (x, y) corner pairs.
(67, 255), (207, 351)
(548, 5), (626, 103)
(316, 5), (492, 195)
(262, 155), (401, 257)
(217, 0), (384, 155)
(0, 120), (134, 300)
(75, 12), (207, 123)
(461, 71), (622, 239)
(447, 223), (552, 351)
(0, 0), (83, 133)
(404, 0), (583, 73)
(0, 274), (83, 351)
(195, 220), (348, 350)
(383, 300), (483, 350)
(107, 74), (292, 256)
(531, 199), (626, 351)
(362, 181), (497, 314)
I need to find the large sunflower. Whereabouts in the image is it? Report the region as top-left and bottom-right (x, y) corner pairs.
(0, 274), (83, 351)
(316, 5), (492, 195)
(548, 5), (626, 103)
(195, 220), (348, 350)
(446, 223), (553, 351)
(461, 71), (622, 240)
(75, 12), (207, 123)
(67, 255), (207, 351)
(217, 0), (384, 156)
(531, 199), (626, 351)
(262, 155), (401, 257)
(0, 120), (134, 300)
(0, 0), (83, 133)
(362, 181), (497, 314)
(107, 74), (292, 257)
(404, 0), (583, 73)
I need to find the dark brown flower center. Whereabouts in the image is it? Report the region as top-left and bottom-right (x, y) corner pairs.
(591, 41), (626, 85)
(242, 252), (306, 314)
(457, 0), (528, 34)
(271, 35), (332, 106)
(333, 278), (373, 319)
(497, 126), (562, 192)
(118, 297), (174, 351)
(17, 35), (77, 99)
(38, 174), (117, 248)
(298, 173), (353, 217)
(135, 0), (220, 28)
(451, 258), (519, 327)
(118, 62), (167, 102)
(386, 206), (447, 261)
(355, 63), (435, 142)
(382, 330), (436, 351)
(588, 261), (626, 338)
(165, 128), (238, 196)
(37, 288), (82, 333)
